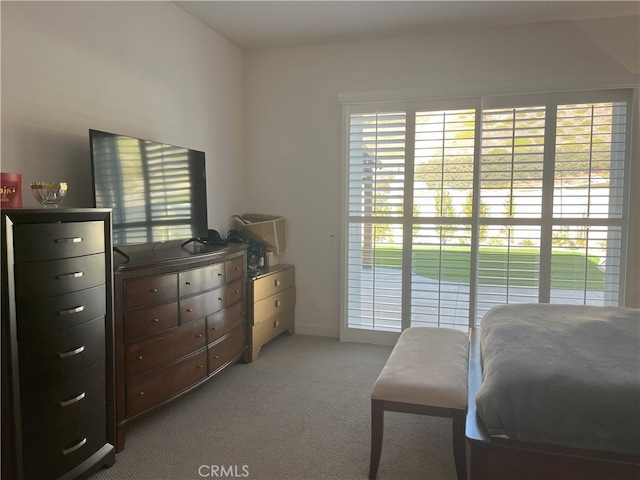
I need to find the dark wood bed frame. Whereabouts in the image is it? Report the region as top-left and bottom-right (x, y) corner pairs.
(465, 328), (640, 480)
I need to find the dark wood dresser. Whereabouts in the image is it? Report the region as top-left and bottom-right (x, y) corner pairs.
(113, 243), (248, 451)
(248, 264), (295, 362)
(1, 208), (115, 480)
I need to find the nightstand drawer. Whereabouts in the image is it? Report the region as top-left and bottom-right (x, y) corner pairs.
(126, 350), (207, 416)
(19, 316), (106, 379)
(125, 319), (206, 378)
(17, 284), (106, 338)
(225, 255), (245, 282)
(180, 287), (225, 324)
(22, 403), (107, 480)
(253, 286), (296, 323)
(207, 325), (246, 374)
(178, 262), (225, 297)
(21, 361), (106, 433)
(124, 301), (179, 342)
(252, 265), (295, 302)
(252, 307), (294, 348)
(207, 302), (244, 344)
(124, 273), (177, 310)
(13, 221), (105, 262)
(15, 253), (106, 300)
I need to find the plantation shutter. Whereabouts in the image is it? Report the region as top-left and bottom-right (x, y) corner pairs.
(412, 108), (477, 329)
(347, 111), (406, 331)
(476, 105), (546, 319)
(343, 89), (633, 338)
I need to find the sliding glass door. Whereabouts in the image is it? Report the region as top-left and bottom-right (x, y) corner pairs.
(343, 89), (632, 339)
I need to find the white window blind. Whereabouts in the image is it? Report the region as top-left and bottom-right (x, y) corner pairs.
(344, 89), (633, 334)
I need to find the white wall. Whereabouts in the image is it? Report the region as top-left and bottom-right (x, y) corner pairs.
(243, 17), (640, 338)
(1, 1), (245, 232)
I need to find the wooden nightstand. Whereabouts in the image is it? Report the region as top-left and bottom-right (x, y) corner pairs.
(248, 264), (295, 361)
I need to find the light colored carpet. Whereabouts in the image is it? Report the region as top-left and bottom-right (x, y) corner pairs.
(90, 334), (457, 480)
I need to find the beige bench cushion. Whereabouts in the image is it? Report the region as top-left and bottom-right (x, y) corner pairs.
(371, 327), (469, 410)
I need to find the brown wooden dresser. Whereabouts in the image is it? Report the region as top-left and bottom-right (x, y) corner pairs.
(113, 243), (247, 451)
(248, 264), (295, 362)
(1, 208), (115, 480)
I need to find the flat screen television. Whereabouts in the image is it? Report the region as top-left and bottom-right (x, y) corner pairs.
(89, 129), (208, 248)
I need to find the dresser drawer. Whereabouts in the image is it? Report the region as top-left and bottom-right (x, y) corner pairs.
(22, 403), (107, 480)
(180, 287), (225, 324)
(15, 253), (106, 300)
(125, 319), (206, 378)
(252, 307), (295, 349)
(226, 255), (245, 282)
(124, 273), (177, 310)
(252, 265), (295, 302)
(19, 316), (106, 379)
(13, 221), (105, 263)
(253, 286), (296, 324)
(21, 361), (106, 434)
(208, 325), (246, 375)
(225, 278), (244, 308)
(124, 301), (178, 342)
(207, 302), (245, 344)
(16, 284), (106, 339)
(126, 350), (207, 416)
(178, 262), (225, 297)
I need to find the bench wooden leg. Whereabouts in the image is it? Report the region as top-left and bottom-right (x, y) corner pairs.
(369, 399), (384, 480)
(452, 411), (467, 480)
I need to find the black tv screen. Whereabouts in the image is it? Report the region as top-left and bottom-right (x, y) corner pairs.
(89, 129), (208, 247)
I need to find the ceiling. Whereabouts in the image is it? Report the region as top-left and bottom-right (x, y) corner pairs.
(173, 1), (640, 50)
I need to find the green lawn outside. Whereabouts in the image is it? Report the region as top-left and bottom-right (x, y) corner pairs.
(371, 245), (604, 290)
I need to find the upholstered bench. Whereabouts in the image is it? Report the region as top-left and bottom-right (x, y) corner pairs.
(369, 327), (469, 480)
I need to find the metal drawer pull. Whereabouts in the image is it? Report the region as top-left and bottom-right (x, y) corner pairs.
(274, 279), (281, 287)
(59, 345), (85, 358)
(55, 237), (83, 244)
(274, 320), (280, 329)
(185, 281), (192, 285)
(196, 334), (203, 338)
(62, 437), (86, 456)
(150, 288), (158, 293)
(58, 305), (85, 316)
(60, 392), (85, 407)
(275, 300), (281, 307)
(56, 271), (84, 280)
(186, 308), (193, 313)
(218, 273), (224, 277)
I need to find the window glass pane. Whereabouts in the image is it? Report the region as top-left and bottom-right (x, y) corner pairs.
(411, 224), (471, 330)
(554, 102), (627, 219)
(347, 221), (403, 331)
(549, 225), (622, 305)
(476, 225), (542, 322)
(414, 109), (476, 218)
(481, 106), (545, 218)
(348, 113), (406, 218)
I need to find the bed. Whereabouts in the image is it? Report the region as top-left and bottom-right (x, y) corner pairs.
(466, 303), (640, 480)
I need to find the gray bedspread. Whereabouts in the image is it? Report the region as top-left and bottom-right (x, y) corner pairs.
(475, 303), (640, 457)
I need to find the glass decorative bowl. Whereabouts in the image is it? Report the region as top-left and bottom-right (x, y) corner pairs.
(30, 182), (68, 207)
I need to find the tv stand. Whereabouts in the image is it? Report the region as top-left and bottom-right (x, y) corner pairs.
(112, 243), (248, 451)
